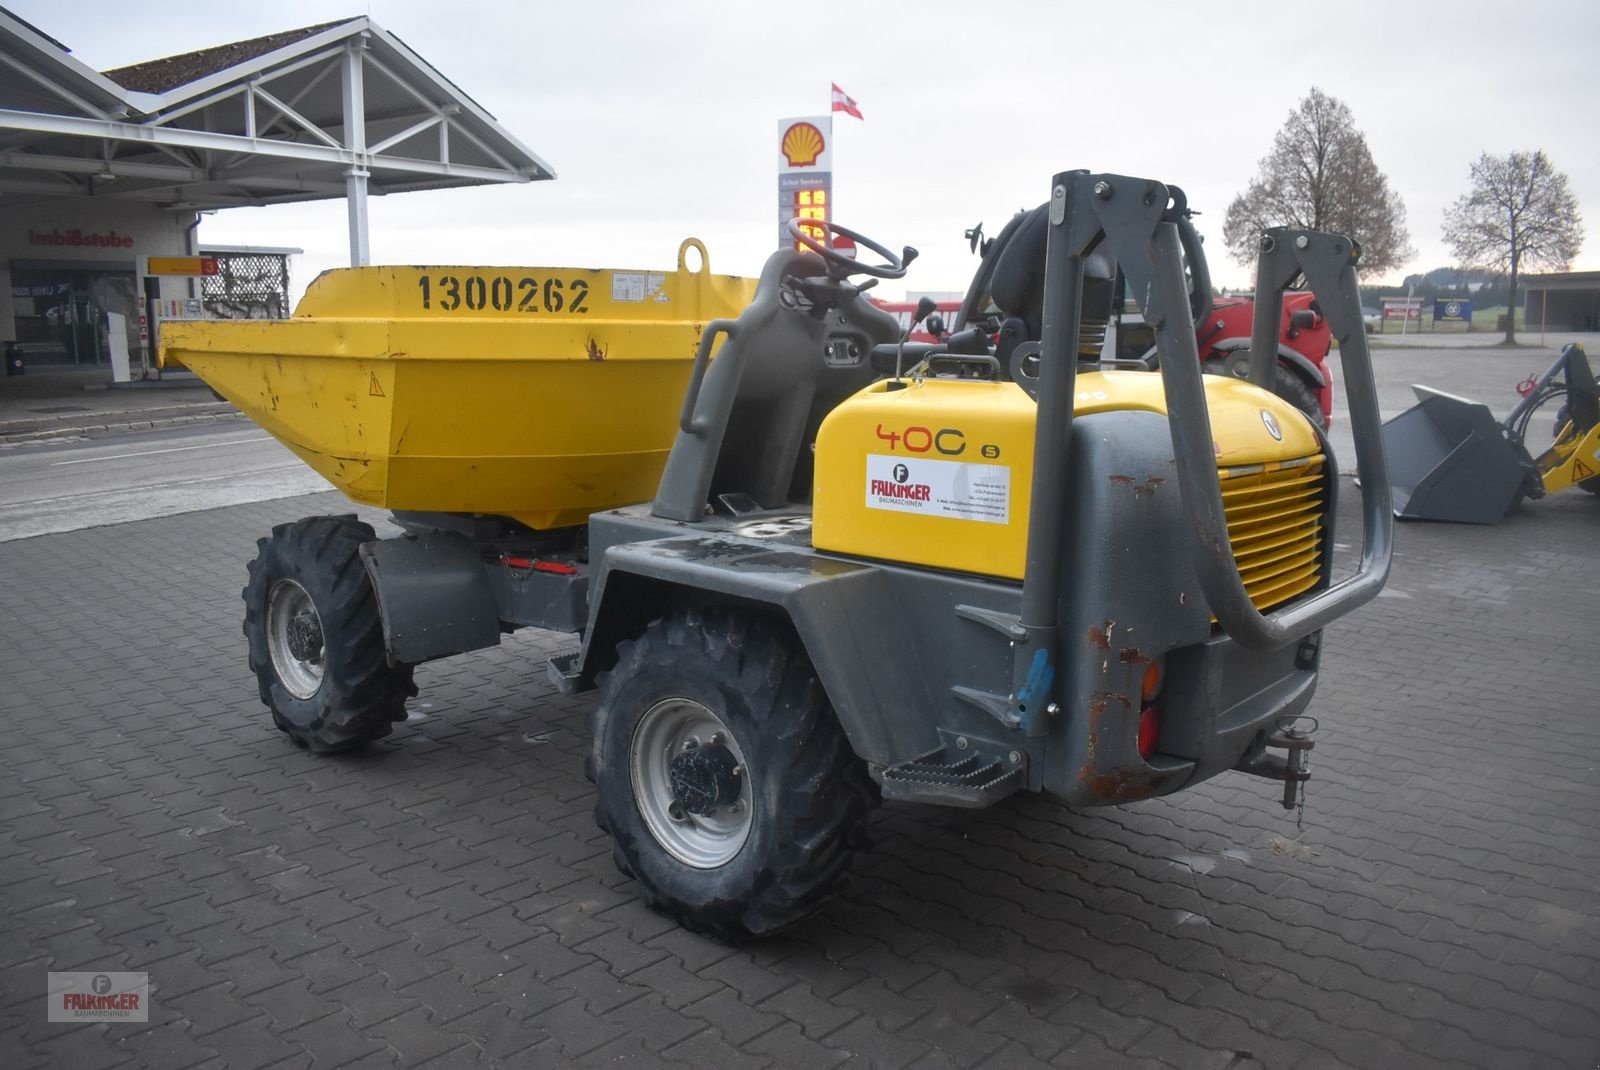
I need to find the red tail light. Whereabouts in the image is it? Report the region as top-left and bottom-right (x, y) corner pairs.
(1137, 704), (1160, 759)
(499, 553), (578, 575)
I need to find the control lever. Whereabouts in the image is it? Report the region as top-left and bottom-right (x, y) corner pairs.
(895, 296), (939, 381)
(965, 222), (986, 255)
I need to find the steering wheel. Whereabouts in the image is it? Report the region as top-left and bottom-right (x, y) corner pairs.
(786, 218), (908, 280)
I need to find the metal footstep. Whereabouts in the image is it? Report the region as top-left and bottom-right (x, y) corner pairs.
(879, 744), (1024, 808)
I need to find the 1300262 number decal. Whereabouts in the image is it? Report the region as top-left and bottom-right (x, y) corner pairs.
(417, 273), (590, 314)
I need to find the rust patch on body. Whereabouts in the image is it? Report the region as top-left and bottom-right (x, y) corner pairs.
(1087, 690), (1131, 719)
(1087, 621), (1114, 649)
(586, 338), (608, 361)
(1085, 766), (1169, 802)
(1084, 689), (1132, 760)
(1118, 647), (1149, 666)
(1109, 474), (1166, 498)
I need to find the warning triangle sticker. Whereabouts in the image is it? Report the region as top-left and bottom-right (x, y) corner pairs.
(1573, 458), (1594, 481)
(368, 372), (385, 397)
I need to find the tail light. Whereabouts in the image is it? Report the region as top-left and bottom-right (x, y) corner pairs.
(1137, 704), (1160, 759)
(1140, 661), (1163, 704)
(1137, 659), (1164, 759)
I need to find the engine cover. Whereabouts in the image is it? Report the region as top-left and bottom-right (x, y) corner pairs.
(812, 377), (1037, 579)
(811, 370), (1321, 581)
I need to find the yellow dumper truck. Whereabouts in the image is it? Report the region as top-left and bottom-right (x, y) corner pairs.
(164, 170), (1392, 939)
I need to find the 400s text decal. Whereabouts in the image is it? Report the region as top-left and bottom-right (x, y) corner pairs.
(417, 274), (590, 314)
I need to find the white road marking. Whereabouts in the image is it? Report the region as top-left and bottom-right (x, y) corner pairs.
(15, 463), (307, 508)
(0, 464), (334, 543)
(51, 435), (271, 466)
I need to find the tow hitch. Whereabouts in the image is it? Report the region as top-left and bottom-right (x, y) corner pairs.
(1236, 717), (1316, 809)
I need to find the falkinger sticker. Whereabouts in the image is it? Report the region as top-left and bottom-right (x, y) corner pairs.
(48, 972), (149, 1022)
(865, 454), (1010, 524)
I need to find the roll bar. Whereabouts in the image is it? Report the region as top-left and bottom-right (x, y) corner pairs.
(1153, 221), (1392, 649)
(1012, 171), (1390, 733)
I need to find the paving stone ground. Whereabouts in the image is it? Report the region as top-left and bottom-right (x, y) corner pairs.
(1, 484), (1597, 1068)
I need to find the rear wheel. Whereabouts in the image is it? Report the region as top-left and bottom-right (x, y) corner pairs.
(590, 609), (875, 941)
(1206, 356), (1326, 429)
(243, 516), (414, 753)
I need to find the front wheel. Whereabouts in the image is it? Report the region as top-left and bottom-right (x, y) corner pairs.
(242, 516), (414, 753)
(590, 609), (875, 941)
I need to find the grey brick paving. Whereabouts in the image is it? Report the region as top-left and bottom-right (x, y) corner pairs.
(1, 485), (1597, 1069)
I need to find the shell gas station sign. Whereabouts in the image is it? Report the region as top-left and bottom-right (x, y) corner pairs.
(777, 115), (832, 250)
(143, 255), (219, 277)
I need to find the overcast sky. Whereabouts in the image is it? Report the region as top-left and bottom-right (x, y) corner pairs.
(16, 0), (1600, 302)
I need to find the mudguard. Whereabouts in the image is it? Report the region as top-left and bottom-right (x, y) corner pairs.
(576, 529), (943, 767)
(1210, 338), (1327, 388)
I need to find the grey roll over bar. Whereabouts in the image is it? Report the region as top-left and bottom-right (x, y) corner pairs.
(1020, 173), (1391, 683)
(1151, 223), (1392, 650)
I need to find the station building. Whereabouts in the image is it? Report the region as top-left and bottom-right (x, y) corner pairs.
(0, 8), (551, 377)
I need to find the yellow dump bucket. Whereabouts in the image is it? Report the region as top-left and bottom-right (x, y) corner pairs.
(160, 240), (756, 529)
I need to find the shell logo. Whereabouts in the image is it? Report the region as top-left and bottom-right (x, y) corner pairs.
(781, 122), (826, 167)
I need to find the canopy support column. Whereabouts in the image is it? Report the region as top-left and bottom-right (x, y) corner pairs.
(341, 35), (370, 266)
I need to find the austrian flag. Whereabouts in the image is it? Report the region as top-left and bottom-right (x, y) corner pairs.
(831, 83), (863, 120)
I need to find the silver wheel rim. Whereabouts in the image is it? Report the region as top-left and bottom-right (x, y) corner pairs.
(630, 698), (752, 869)
(266, 579), (324, 700)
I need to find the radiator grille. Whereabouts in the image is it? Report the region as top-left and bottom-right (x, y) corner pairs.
(1218, 453), (1328, 612)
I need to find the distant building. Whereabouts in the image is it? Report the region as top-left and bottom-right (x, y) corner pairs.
(1523, 272), (1600, 333)
(1, 11), (551, 375)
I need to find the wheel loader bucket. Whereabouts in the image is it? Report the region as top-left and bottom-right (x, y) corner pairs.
(1380, 386), (1532, 524)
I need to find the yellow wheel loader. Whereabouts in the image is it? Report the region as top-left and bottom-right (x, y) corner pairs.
(1383, 342), (1600, 523)
(164, 169), (1392, 940)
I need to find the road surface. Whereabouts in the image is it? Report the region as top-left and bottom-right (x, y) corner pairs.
(0, 422), (329, 543)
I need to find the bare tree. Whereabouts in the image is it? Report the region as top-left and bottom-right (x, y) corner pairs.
(1223, 88), (1413, 276)
(1441, 150), (1583, 343)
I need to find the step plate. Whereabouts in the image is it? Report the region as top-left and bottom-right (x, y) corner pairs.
(879, 750), (1024, 808)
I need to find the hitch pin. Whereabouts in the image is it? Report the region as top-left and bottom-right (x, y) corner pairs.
(1275, 723), (1314, 810)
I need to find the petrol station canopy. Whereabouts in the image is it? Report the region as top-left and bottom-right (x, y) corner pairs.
(0, 9), (554, 262)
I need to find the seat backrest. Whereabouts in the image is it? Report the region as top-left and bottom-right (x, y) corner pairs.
(1564, 344), (1599, 431)
(652, 250), (901, 521)
(981, 204), (1118, 368)
(988, 206), (1052, 342)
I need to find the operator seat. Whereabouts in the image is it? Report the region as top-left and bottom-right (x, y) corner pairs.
(984, 204), (1118, 370)
(1565, 344), (1599, 431)
(988, 206), (1051, 338)
(987, 206), (1050, 369)
(652, 248), (901, 522)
